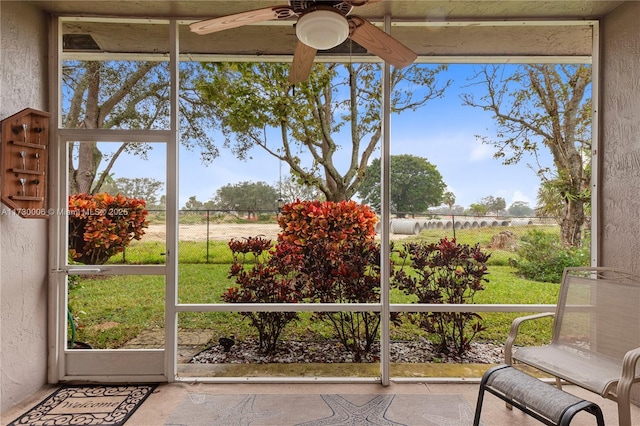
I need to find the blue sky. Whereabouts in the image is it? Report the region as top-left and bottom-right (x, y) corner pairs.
(387, 64), (550, 209)
(109, 64), (552, 210)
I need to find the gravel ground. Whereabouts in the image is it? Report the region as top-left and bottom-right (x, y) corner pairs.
(189, 338), (504, 365)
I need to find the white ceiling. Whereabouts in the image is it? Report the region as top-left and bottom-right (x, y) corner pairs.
(31, 1), (625, 20)
(33, 1), (624, 59)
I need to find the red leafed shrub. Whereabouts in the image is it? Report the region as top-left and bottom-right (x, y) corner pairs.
(68, 193), (149, 265)
(278, 199), (378, 247)
(392, 237), (490, 356)
(278, 200), (382, 361)
(223, 236), (304, 353)
(225, 200), (382, 359)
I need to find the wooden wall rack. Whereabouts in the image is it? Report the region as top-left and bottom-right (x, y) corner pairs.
(1, 108), (50, 218)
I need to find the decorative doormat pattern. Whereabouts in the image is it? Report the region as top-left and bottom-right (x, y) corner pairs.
(165, 393), (482, 426)
(8, 384), (157, 426)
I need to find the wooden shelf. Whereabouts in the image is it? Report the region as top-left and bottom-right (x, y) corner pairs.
(11, 140), (47, 150)
(9, 196), (44, 202)
(10, 168), (45, 175)
(1, 108), (50, 218)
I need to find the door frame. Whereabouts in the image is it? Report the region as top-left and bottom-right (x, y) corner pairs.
(50, 132), (174, 383)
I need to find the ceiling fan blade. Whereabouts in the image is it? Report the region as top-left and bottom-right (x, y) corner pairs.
(289, 41), (317, 83)
(348, 16), (417, 68)
(190, 6), (295, 35)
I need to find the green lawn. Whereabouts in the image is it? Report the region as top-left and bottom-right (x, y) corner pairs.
(69, 263), (558, 349)
(113, 224), (560, 266)
(69, 224), (563, 348)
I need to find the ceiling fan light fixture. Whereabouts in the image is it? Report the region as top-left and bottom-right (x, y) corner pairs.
(296, 9), (349, 50)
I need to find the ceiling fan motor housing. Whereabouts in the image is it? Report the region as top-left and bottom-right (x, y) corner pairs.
(296, 8), (350, 49)
(289, 1), (354, 16)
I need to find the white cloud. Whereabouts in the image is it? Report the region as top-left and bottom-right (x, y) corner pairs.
(469, 142), (494, 162)
(511, 190), (532, 205)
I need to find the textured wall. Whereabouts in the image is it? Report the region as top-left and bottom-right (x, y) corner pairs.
(0, 1), (50, 412)
(600, 2), (640, 272)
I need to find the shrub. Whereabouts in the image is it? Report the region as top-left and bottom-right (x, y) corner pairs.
(278, 199), (378, 247)
(278, 200), (381, 361)
(303, 237), (382, 361)
(511, 229), (589, 282)
(392, 238), (490, 356)
(222, 236), (304, 354)
(68, 193), (148, 265)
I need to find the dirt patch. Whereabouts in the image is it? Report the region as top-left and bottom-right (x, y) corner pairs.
(93, 321), (120, 331)
(141, 223), (280, 242)
(488, 230), (518, 250)
(142, 223), (413, 243)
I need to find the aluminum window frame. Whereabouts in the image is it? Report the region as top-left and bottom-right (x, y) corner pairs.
(48, 15), (599, 385)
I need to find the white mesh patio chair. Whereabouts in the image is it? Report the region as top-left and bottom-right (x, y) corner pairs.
(505, 267), (640, 426)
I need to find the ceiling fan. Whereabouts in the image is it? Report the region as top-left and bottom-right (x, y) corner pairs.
(190, 0), (417, 83)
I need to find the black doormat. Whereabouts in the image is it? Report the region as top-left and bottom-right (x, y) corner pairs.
(8, 384), (157, 426)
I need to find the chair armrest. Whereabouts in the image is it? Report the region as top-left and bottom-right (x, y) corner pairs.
(504, 312), (555, 365)
(619, 347), (640, 397)
(614, 347), (640, 426)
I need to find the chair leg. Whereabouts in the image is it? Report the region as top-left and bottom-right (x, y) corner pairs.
(617, 399), (632, 426)
(473, 387), (485, 426)
(555, 376), (562, 390)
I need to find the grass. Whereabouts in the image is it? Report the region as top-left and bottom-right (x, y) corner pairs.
(113, 238), (235, 265)
(69, 224), (564, 349)
(474, 266), (557, 345)
(69, 274), (165, 348)
(69, 264), (559, 349)
(111, 223), (560, 266)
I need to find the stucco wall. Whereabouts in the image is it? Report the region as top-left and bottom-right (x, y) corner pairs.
(600, 2), (640, 272)
(0, 1), (50, 413)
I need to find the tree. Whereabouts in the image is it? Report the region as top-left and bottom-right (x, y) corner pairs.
(357, 155), (446, 216)
(276, 174), (321, 203)
(212, 181), (279, 218)
(479, 195), (506, 215)
(536, 179), (565, 218)
(63, 61), (218, 195)
(462, 64), (591, 247)
(443, 191), (456, 212)
(183, 196), (203, 210)
(508, 201), (534, 217)
(468, 203), (489, 216)
(111, 177), (163, 206)
(197, 62), (449, 202)
(183, 196), (216, 210)
(156, 195), (167, 211)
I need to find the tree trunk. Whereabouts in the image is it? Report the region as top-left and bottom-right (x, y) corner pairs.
(560, 197), (585, 248)
(75, 141), (102, 194)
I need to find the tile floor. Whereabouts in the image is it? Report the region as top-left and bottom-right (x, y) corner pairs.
(3, 380), (639, 425)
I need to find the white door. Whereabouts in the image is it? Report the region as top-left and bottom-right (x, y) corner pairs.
(53, 135), (172, 382)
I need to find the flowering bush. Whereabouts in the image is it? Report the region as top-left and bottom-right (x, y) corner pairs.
(392, 238), (490, 356)
(68, 193), (148, 265)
